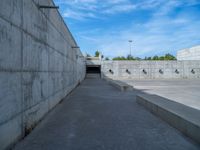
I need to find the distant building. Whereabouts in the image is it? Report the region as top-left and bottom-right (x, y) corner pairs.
(177, 45), (200, 60)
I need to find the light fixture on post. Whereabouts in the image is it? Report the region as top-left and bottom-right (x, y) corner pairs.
(126, 69), (131, 74)
(38, 5), (59, 9)
(175, 69), (179, 74)
(71, 46), (80, 49)
(71, 46), (80, 60)
(143, 69), (147, 74)
(109, 69), (114, 74)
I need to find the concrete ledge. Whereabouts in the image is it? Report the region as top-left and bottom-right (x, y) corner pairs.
(86, 74), (100, 79)
(136, 94), (200, 144)
(104, 78), (133, 91)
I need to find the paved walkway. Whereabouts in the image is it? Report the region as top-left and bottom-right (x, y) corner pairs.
(122, 79), (200, 110)
(14, 78), (200, 150)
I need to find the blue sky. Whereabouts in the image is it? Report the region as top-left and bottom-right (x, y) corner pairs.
(54, 0), (200, 58)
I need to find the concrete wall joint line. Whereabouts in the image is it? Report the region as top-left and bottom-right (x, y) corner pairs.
(0, 81), (77, 127)
(31, 0), (77, 47)
(0, 13), (72, 59)
(0, 0), (86, 149)
(20, 0), (25, 138)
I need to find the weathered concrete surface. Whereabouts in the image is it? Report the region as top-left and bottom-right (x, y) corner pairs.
(101, 61), (200, 79)
(13, 78), (199, 150)
(0, 0), (85, 149)
(177, 45), (200, 60)
(104, 78), (133, 92)
(121, 79), (200, 110)
(137, 94), (200, 144)
(86, 73), (101, 79)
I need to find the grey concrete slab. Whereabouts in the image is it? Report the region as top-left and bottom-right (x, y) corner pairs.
(177, 45), (200, 60)
(101, 61), (200, 79)
(136, 94), (200, 144)
(0, 0), (86, 149)
(13, 79), (199, 150)
(104, 78), (133, 92)
(121, 79), (200, 110)
(0, 17), (22, 70)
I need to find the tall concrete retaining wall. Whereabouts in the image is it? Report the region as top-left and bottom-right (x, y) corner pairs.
(0, 0), (85, 149)
(177, 45), (200, 60)
(101, 61), (200, 79)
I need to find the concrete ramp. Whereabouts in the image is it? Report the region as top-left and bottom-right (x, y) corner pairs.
(136, 94), (200, 144)
(86, 73), (101, 78)
(13, 78), (200, 150)
(104, 78), (133, 91)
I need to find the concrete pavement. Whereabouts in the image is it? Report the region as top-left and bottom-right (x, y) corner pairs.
(13, 78), (200, 150)
(121, 79), (200, 110)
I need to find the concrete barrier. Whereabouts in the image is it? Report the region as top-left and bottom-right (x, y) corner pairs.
(0, 0), (85, 149)
(104, 78), (133, 91)
(177, 45), (200, 60)
(136, 94), (200, 144)
(101, 60), (200, 79)
(86, 74), (101, 78)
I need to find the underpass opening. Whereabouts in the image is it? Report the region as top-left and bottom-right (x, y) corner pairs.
(86, 65), (101, 74)
(86, 65), (101, 78)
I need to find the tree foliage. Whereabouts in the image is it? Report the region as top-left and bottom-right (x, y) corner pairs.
(105, 57), (110, 60)
(112, 53), (176, 61)
(95, 51), (100, 57)
(164, 53), (176, 60)
(113, 56), (127, 60)
(86, 53), (91, 57)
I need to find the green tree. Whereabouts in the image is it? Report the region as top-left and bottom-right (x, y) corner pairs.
(152, 55), (159, 60)
(147, 57), (152, 60)
(86, 54), (91, 57)
(105, 57), (110, 60)
(135, 57), (142, 60)
(164, 53), (176, 60)
(112, 53), (176, 61)
(113, 56), (126, 60)
(95, 51), (100, 57)
(159, 56), (165, 60)
(127, 55), (136, 60)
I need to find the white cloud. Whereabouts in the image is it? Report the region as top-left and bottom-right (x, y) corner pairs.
(103, 4), (136, 14)
(56, 0), (199, 20)
(54, 0), (200, 57)
(54, 0), (136, 20)
(63, 10), (97, 20)
(78, 11), (200, 58)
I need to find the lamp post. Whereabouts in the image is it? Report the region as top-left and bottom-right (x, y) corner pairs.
(128, 40), (133, 56)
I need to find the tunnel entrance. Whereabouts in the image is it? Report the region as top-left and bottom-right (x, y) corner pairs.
(86, 65), (101, 78)
(86, 65), (101, 74)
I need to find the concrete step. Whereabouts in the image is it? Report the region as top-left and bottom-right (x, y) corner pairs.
(136, 94), (200, 144)
(86, 73), (101, 78)
(104, 78), (133, 91)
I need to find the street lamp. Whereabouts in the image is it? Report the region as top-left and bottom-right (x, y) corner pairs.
(128, 40), (133, 56)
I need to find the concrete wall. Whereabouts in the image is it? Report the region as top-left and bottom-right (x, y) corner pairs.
(102, 61), (200, 79)
(0, 0), (85, 149)
(177, 45), (200, 60)
(86, 60), (101, 66)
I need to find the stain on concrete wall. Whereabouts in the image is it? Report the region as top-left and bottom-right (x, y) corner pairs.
(0, 0), (86, 149)
(102, 61), (200, 79)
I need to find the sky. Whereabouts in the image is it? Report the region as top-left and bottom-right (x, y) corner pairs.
(54, 0), (200, 58)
